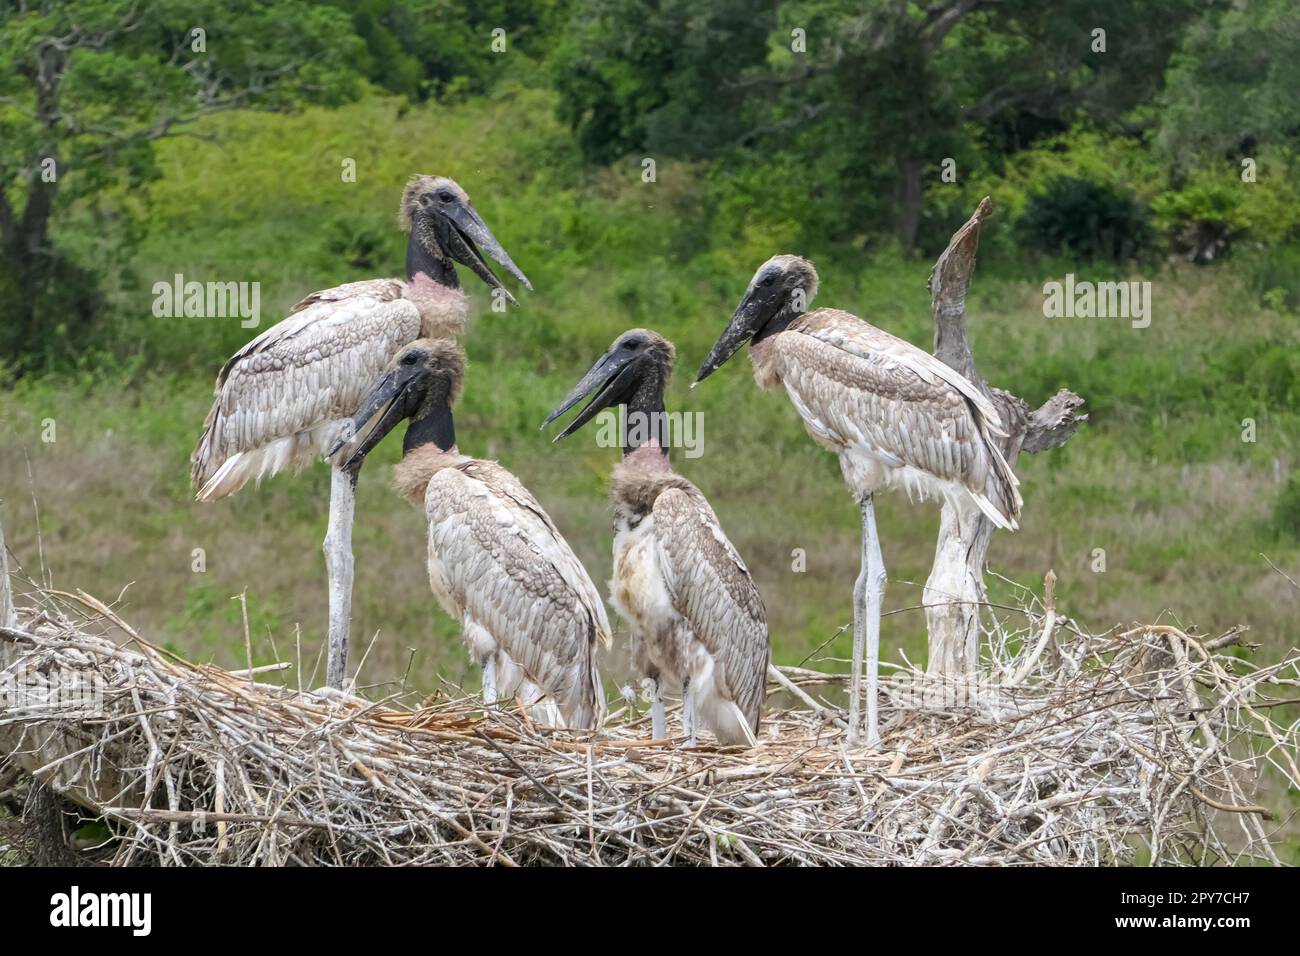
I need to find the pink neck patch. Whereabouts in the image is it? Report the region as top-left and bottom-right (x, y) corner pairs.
(407, 272), (464, 301)
(626, 441), (670, 470)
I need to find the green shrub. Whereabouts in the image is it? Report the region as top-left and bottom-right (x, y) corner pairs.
(1017, 176), (1154, 263)
(1151, 182), (1247, 263)
(0, 251), (102, 373)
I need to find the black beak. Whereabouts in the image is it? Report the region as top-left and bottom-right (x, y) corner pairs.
(326, 366), (419, 469)
(442, 200), (532, 304)
(694, 287), (773, 385)
(543, 346), (640, 440)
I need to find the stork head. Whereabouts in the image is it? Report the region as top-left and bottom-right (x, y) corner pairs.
(329, 338), (465, 469)
(543, 329), (675, 442)
(695, 254), (819, 384)
(400, 174), (532, 303)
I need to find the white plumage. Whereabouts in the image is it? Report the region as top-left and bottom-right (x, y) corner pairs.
(356, 339), (608, 729)
(414, 453), (610, 728)
(755, 308), (1021, 528)
(192, 279), (465, 499)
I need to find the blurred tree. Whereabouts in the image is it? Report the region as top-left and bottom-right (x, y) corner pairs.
(0, 0), (366, 370)
(552, 0), (1201, 253)
(331, 0), (565, 101)
(550, 0), (778, 165)
(1158, 0), (1300, 165)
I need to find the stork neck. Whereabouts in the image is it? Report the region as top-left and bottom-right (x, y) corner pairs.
(754, 298), (802, 344)
(622, 371), (669, 460)
(403, 402), (456, 455)
(406, 230), (458, 289)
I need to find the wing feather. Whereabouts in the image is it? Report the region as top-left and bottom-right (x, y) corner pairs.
(652, 486), (769, 728)
(191, 280), (420, 495)
(424, 462), (607, 728)
(792, 309), (1003, 430)
(777, 309), (1021, 524)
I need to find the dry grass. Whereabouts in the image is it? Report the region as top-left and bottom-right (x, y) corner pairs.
(3, 391), (1295, 698)
(2, 581), (1296, 867)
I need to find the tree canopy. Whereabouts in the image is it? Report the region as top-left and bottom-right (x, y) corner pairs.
(0, 0), (366, 366)
(2, 0), (1298, 370)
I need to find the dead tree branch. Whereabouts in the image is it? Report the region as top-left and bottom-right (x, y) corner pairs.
(924, 198), (1086, 676)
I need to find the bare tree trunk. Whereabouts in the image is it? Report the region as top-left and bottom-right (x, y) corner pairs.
(17, 174), (57, 259)
(896, 156), (924, 251)
(923, 198), (1086, 677)
(925, 509), (992, 675)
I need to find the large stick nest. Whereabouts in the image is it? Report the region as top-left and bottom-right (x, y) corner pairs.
(0, 584), (1296, 866)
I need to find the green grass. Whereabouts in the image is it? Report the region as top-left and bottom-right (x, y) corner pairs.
(3, 86), (1296, 668)
(1, 88), (1297, 847)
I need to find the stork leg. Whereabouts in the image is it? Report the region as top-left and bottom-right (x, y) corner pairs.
(649, 673), (667, 740)
(323, 463), (359, 691)
(682, 675), (697, 746)
(482, 655), (497, 708)
(849, 494), (885, 748)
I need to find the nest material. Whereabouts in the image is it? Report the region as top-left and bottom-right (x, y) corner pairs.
(0, 585), (1296, 866)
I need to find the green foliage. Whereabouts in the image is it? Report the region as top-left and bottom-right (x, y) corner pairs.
(1233, 151), (1300, 246)
(1151, 152), (1300, 262)
(0, 251), (100, 372)
(1248, 243), (1300, 312)
(1151, 181), (1247, 262)
(1017, 176), (1153, 263)
(325, 217), (397, 271)
(1158, 0), (1300, 164)
(70, 820), (114, 851)
(333, 0), (563, 101)
(550, 0), (776, 165)
(1209, 342), (1300, 412)
(550, 0), (1202, 252)
(6, 0), (1300, 368)
(0, 0), (368, 370)
(1276, 474), (1300, 540)
(0, 1), (366, 184)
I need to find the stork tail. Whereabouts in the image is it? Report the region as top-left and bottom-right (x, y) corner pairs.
(971, 440), (1022, 531)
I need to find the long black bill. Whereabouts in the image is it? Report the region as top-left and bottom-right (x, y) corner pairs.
(326, 368), (412, 470)
(694, 292), (766, 385)
(543, 347), (639, 441)
(444, 201), (532, 304)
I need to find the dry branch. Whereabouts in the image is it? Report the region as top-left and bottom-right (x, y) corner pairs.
(0, 500), (15, 632)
